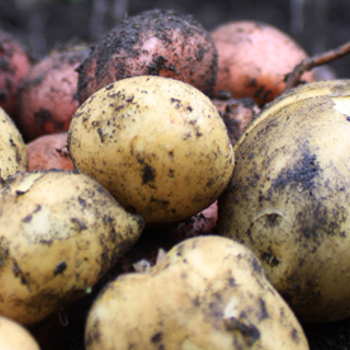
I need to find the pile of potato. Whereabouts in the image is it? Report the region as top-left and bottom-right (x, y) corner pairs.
(0, 6), (349, 350)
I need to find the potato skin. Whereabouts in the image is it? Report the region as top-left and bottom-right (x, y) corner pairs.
(210, 21), (315, 106)
(0, 170), (145, 325)
(77, 9), (218, 104)
(0, 315), (40, 350)
(218, 80), (350, 323)
(69, 76), (234, 224)
(27, 132), (75, 171)
(0, 107), (27, 179)
(17, 47), (89, 141)
(85, 235), (308, 350)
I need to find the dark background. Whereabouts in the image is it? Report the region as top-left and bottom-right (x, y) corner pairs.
(0, 0), (350, 78)
(1, 1), (350, 349)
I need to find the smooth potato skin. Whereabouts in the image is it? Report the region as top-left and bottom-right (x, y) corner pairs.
(210, 21), (315, 106)
(85, 236), (308, 350)
(218, 80), (350, 323)
(0, 316), (40, 350)
(0, 107), (27, 179)
(69, 76), (234, 224)
(0, 170), (145, 325)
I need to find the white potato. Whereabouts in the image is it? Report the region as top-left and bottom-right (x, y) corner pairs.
(68, 76), (234, 224)
(0, 170), (145, 325)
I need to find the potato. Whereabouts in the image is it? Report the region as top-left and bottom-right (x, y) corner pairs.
(85, 235), (309, 350)
(27, 132), (75, 171)
(218, 79), (350, 323)
(0, 31), (32, 121)
(68, 76), (234, 224)
(17, 45), (89, 141)
(210, 21), (315, 106)
(0, 315), (40, 350)
(77, 9), (218, 104)
(0, 106), (27, 179)
(0, 170), (145, 325)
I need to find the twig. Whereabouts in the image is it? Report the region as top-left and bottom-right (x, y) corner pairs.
(284, 40), (350, 91)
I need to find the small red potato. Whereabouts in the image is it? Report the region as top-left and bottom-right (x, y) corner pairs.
(77, 9), (218, 104)
(27, 132), (75, 171)
(17, 45), (89, 141)
(210, 20), (315, 106)
(0, 31), (32, 120)
(212, 95), (260, 145)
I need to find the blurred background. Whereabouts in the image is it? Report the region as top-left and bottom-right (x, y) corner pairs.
(0, 0), (349, 77)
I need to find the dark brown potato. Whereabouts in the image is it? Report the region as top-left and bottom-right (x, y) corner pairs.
(17, 45), (90, 142)
(0, 31), (32, 120)
(27, 132), (75, 171)
(77, 9), (218, 104)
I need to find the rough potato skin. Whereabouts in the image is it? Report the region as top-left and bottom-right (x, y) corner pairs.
(0, 107), (27, 179)
(218, 80), (350, 323)
(17, 47), (89, 141)
(77, 9), (218, 104)
(0, 170), (145, 325)
(85, 235), (309, 350)
(68, 76), (234, 224)
(210, 21), (315, 106)
(0, 31), (32, 121)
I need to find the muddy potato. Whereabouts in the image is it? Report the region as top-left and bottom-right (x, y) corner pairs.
(0, 170), (145, 325)
(210, 21), (315, 106)
(85, 235), (308, 350)
(0, 106), (27, 179)
(0, 315), (40, 350)
(77, 9), (218, 104)
(68, 76), (234, 224)
(218, 79), (350, 323)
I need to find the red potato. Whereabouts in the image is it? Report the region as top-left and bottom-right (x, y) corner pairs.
(77, 9), (218, 104)
(27, 132), (75, 171)
(17, 45), (89, 142)
(0, 31), (32, 120)
(212, 95), (260, 145)
(210, 20), (316, 106)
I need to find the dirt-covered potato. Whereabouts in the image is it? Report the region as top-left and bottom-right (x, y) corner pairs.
(0, 315), (40, 350)
(0, 170), (145, 325)
(0, 31), (32, 120)
(210, 21), (315, 106)
(218, 79), (350, 323)
(27, 132), (74, 171)
(77, 9), (218, 104)
(0, 106), (27, 179)
(17, 45), (89, 141)
(85, 235), (309, 350)
(68, 76), (234, 224)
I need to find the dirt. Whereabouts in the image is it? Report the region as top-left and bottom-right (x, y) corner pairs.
(1, 0), (350, 349)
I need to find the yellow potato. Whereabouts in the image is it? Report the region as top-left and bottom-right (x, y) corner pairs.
(0, 107), (27, 179)
(85, 235), (309, 350)
(0, 170), (145, 325)
(0, 315), (40, 350)
(218, 79), (350, 323)
(68, 76), (234, 224)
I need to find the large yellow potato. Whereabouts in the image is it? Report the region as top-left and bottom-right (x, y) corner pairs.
(85, 235), (309, 350)
(0, 107), (27, 178)
(68, 76), (234, 224)
(0, 315), (40, 350)
(218, 79), (350, 323)
(0, 170), (145, 325)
